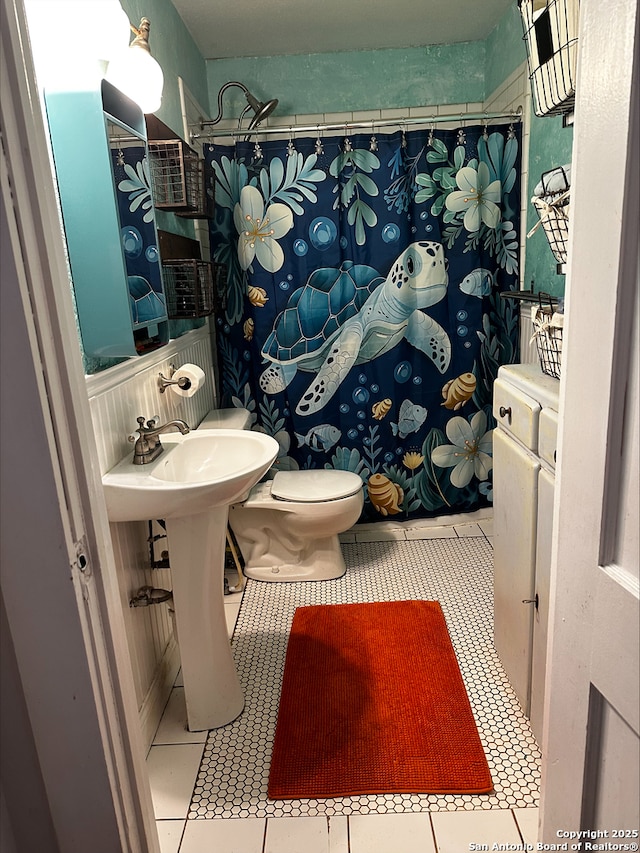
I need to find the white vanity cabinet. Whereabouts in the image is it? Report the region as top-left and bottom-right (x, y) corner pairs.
(492, 364), (560, 744)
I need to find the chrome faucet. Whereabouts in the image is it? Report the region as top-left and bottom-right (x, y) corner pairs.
(130, 416), (190, 465)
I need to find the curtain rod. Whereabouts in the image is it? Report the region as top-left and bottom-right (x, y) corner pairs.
(191, 107), (523, 141)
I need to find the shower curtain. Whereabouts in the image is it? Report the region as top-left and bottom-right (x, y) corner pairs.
(205, 121), (521, 523)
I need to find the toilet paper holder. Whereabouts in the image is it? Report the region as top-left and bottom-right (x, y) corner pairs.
(158, 363), (192, 394)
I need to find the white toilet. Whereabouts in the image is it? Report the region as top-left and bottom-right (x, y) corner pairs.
(228, 468), (364, 581)
(198, 407), (364, 581)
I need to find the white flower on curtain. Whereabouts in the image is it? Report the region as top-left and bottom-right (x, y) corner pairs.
(234, 185), (293, 273)
(445, 161), (501, 231)
(430, 410), (493, 488)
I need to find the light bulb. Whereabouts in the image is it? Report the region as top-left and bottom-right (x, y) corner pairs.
(105, 18), (164, 114)
(106, 44), (164, 113)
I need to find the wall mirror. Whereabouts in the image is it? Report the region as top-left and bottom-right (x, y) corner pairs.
(44, 79), (169, 359)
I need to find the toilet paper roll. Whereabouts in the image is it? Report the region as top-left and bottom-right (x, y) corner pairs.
(170, 364), (206, 398)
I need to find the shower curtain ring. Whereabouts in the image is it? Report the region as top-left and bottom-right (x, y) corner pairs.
(457, 114), (467, 146)
(287, 128), (296, 157)
(369, 120), (378, 152)
(428, 116), (436, 146)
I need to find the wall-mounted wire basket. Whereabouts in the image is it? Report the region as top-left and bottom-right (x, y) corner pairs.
(161, 260), (215, 318)
(176, 158), (215, 220)
(531, 294), (563, 379)
(529, 166), (570, 267)
(148, 138), (210, 216)
(518, 0), (579, 117)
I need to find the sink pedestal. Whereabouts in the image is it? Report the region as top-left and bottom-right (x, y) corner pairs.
(165, 507), (244, 731)
(101, 429), (280, 730)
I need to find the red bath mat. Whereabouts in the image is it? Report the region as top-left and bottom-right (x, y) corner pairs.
(268, 599), (492, 799)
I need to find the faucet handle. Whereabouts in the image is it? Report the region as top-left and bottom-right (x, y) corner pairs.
(128, 416), (147, 444)
(132, 415), (160, 432)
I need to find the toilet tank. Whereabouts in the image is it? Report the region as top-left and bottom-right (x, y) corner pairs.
(198, 408), (252, 431)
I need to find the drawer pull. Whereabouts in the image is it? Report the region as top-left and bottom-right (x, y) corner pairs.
(499, 406), (512, 420)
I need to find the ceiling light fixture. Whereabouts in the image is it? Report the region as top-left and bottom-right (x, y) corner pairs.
(24, 0), (130, 91)
(105, 17), (164, 114)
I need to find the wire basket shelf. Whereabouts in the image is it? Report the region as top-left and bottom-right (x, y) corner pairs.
(518, 0), (579, 117)
(531, 167), (570, 265)
(531, 294), (563, 379)
(161, 260), (215, 319)
(148, 139), (212, 217)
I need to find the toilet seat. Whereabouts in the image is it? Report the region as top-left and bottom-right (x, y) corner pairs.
(271, 470), (362, 502)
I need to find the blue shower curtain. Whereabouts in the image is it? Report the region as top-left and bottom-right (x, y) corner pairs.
(205, 122), (521, 523)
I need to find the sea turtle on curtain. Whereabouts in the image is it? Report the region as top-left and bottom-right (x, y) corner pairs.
(259, 240), (451, 416)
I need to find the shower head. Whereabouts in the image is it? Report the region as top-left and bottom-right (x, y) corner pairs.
(245, 92), (279, 130)
(199, 82), (279, 132)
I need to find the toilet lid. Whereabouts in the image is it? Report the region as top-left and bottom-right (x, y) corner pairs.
(271, 470), (363, 502)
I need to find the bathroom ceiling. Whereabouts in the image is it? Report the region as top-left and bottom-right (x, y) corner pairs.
(170, 0), (515, 60)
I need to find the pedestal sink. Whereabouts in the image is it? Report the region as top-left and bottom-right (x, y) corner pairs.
(103, 429), (279, 730)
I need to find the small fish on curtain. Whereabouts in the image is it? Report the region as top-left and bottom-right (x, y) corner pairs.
(204, 121), (521, 523)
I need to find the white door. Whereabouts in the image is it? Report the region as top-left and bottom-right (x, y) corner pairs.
(540, 0), (639, 839)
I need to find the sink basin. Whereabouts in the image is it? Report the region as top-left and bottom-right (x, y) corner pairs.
(103, 427), (279, 731)
(103, 429), (279, 522)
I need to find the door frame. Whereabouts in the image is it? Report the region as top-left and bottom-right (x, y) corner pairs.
(539, 0), (639, 838)
(1, 0), (159, 850)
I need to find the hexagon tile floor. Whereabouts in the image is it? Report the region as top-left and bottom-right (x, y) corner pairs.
(188, 535), (541, 820)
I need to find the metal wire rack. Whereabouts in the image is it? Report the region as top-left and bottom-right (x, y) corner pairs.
(161, 260), (215, 318)
(148, 138), (212, 217)
(529, 166), (571, 270)
(518, 0), (579, 117)
(531, 293), (563, 379)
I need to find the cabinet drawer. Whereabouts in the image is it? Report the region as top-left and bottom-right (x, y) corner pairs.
(493, 378), (541, 451)
(539, 407), (559, 469)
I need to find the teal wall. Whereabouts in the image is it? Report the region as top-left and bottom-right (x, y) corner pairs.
(485, 3), (526, 97)
(204, 5), (525, 123)
(205, 42), (486, 119)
